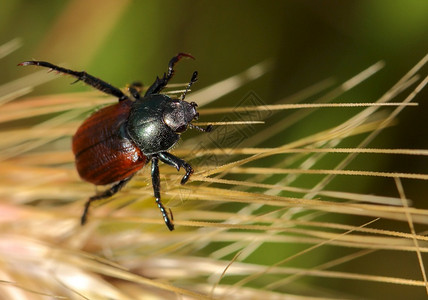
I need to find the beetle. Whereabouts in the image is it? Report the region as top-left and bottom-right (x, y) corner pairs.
(19, 53), (212, 231)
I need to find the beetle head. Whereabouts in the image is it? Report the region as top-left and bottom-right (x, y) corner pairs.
(163, 100), (199, 133)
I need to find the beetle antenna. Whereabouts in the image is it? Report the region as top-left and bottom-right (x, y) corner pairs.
(181, 71), (198, 101)
(189, 123), (213, 132)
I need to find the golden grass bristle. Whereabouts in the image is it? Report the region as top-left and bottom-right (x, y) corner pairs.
(395, 177), (428, 293)
(198, 101), (418, 115)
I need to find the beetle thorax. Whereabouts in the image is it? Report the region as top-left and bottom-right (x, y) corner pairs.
(127, 94), (198, 155)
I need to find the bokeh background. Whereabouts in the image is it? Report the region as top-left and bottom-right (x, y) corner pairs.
(1, 0), (427, 299)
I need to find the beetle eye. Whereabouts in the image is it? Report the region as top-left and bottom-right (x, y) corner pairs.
(175, 125), (187, 133)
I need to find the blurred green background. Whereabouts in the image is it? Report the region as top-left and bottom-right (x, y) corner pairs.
(1, 0), (427, 298)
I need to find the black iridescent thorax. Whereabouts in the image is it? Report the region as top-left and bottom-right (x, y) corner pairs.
(127, 94), (198, 155)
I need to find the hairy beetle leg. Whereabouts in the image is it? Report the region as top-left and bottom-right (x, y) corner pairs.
(158, 152), (194, 185)
(18, 61), (128, 101)
(81, 175), (134, 225)
(151, 155), (174, 231)
(145, 52), (194, 96)
(127, 81), (143, 100)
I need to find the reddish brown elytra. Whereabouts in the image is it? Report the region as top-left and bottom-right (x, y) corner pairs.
(72, 100), (147, 186)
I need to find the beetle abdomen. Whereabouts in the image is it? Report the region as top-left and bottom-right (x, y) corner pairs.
(72, 100), (147, 185)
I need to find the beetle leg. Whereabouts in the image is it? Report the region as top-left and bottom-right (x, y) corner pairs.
(151, 155), (175, 231)
(81, 175), (134, 225)
(158, 152), (194, 185)
(128, 81), (143, 100)
(145, 53), (194, 96)
(18, 61), (128, 101)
